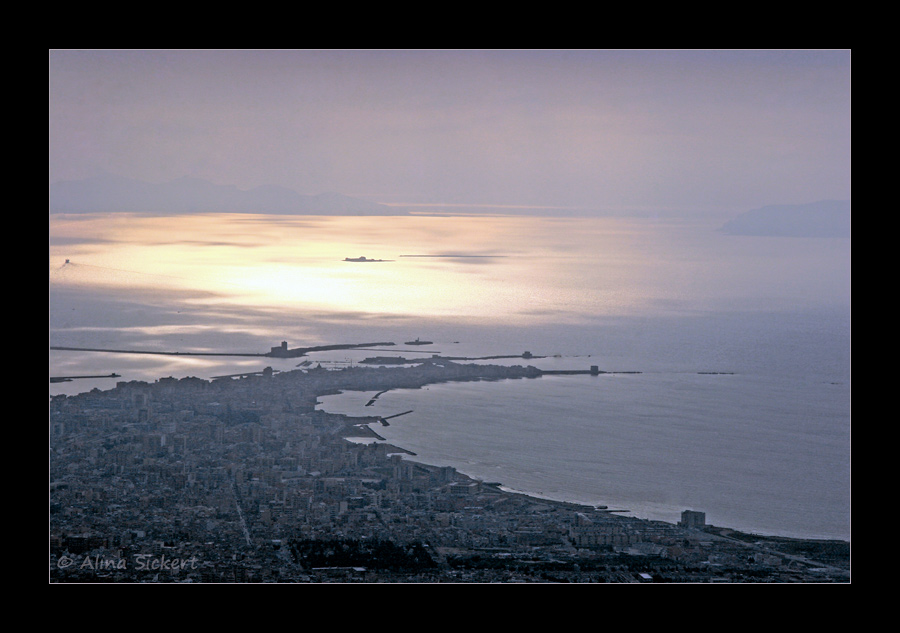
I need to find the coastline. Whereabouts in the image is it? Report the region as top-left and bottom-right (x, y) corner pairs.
(322, 388), (850, 548)
(331, 401), (850, 574)
(317, 369), (849, 546)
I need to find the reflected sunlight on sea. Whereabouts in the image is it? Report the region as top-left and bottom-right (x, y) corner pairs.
(49, 212), (851, 539)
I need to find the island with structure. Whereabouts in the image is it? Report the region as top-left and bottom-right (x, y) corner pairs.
(49, 358), (849, 583)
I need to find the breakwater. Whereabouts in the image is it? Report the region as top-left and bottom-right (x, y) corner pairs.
(50, 345), (264, 357)
(539, 366), (641, 376)
(50, 372), (121, 383)
(50, 340), (397, 359)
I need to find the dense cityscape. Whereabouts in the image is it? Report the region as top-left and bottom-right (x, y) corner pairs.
(49, 358), (850, 583)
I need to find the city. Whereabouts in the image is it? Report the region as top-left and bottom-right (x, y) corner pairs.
(49, 359), (850, 583)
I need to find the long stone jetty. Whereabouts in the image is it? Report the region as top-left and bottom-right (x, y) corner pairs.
(50, 346), (264, 357)
(50, 340), (397, 359)
(540, 366), (642, 376)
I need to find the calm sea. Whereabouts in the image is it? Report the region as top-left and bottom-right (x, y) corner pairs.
(49, 212), (851, 541)
(319, 307), (850, 541)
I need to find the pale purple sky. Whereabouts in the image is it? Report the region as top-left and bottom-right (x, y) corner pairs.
(48, 49), (851, 215)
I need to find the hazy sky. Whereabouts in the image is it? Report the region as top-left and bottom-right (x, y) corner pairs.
(48, 49), (851, 215)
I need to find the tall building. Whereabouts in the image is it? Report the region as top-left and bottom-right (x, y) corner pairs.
(679, 510), (706, 529)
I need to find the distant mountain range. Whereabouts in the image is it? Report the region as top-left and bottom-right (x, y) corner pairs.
(48, 174), (404, 215)
(720, 200), (850, 238)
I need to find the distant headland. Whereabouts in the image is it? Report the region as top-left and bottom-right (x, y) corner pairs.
(719, 200), (850, 238)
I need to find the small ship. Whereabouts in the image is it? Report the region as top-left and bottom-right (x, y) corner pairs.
(344, 256), (389, 262)
(404, 338), (433, 345)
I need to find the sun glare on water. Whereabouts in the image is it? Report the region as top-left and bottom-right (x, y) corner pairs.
(51, 211), (839, 326)
(50, 214), (626, 321)
(50, 214), (579, 321)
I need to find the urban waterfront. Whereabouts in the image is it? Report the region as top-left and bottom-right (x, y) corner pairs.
(49, 358), (850, 583)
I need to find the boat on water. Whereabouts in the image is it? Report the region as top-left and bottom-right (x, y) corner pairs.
(344, 256), (387, 262)
(405, 338), (433, 345)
